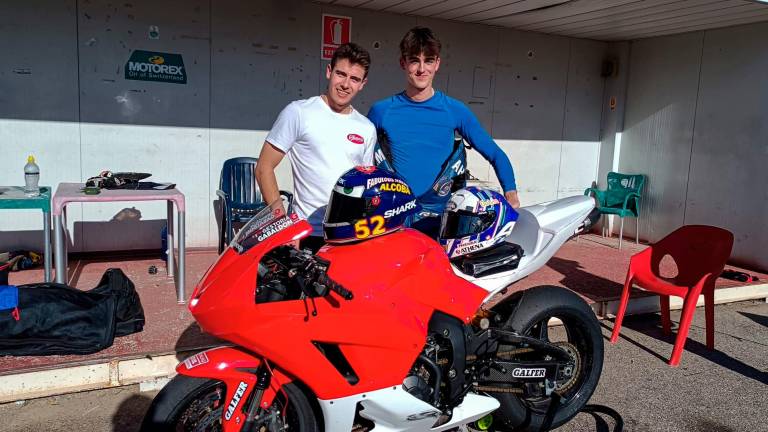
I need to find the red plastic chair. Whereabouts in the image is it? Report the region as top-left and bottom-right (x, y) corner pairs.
(610, 225), (733, 366)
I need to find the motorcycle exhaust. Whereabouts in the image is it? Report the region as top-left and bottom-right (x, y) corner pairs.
(574, 208), (601, 236)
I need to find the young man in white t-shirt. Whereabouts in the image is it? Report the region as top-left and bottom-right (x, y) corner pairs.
(255, 43), (376, 252)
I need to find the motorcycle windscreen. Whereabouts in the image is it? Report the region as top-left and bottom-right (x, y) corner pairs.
(439, 210), (496, 239)
(232, 199), (300, 253)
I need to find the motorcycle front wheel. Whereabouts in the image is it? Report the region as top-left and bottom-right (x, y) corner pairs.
(140, 375), (320, 432)
(492, 285), (604, 432)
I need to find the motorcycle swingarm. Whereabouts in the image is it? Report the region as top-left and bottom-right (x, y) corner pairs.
(490, 328), (573, 362)
(478, 360), (561, 385)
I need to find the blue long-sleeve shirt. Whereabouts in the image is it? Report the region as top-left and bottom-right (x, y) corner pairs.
(367, 91), (516, 197)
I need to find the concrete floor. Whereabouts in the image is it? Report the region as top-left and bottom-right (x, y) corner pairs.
(1, 300), (766, 432)
(559, 300), (768, 432)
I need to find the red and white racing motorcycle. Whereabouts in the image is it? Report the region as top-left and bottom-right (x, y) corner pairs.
(142, 184), (602, 432)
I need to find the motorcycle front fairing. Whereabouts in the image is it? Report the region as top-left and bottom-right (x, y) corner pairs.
(183, 209), (311, 431)
(187, 207), (488, 400)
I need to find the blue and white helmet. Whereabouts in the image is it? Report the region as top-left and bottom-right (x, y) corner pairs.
(439, 187), (518, 258)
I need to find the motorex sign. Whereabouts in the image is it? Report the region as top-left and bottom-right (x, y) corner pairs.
(125, 50), (187, 84)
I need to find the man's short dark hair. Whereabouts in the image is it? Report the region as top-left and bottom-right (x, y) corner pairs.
(331, 43), (372, 77)
(399, 27), (441, 59)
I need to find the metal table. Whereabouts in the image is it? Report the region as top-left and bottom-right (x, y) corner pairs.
(0, 186), (53, 282)
(52, 183), (186, 303)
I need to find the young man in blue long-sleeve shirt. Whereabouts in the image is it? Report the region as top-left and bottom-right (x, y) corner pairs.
(367, 26), (519, 237)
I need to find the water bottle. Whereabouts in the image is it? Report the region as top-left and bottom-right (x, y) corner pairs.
(24, 155), (40, 197)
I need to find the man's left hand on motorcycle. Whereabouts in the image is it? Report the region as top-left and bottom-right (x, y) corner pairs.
(505, 190), (520, 209)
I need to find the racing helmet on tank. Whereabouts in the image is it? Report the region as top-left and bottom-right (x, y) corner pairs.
(438, 187), (518, 258)
(323, 166), (420, 244)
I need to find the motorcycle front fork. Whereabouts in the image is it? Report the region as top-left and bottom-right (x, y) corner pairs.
(242, 364), (273, 431)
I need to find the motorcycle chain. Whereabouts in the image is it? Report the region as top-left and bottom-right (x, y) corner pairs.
(437, 348), (536, 365)
(465, 347), (534, 362)
(553, 341), (581, 395)
(473, 384), (524, 394)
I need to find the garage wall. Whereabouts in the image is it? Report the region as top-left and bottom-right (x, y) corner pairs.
(619, 21), (768, 270)
(597, 41), (630, 190)
(621, 32), (704, 244)
(0, 0), (607, 252)
(76, 0), (212, 252)
(0, 0), (84, 250)
(686, 23), (768, 271)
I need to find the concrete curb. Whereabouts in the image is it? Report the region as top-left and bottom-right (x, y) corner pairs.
(594, 283), (768, 318)
(1, 284), (766, 404)
(0, 353), (185, 404)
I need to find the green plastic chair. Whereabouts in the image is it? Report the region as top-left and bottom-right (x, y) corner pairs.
(584, 172), (645, 249)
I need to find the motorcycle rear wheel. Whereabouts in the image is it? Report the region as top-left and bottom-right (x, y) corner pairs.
(140, 375), (319, 432)
(492, 285), (604, 432)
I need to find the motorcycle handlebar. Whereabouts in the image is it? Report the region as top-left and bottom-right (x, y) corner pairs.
(318, 273), (354, 301)
(288, 248), (353, 301)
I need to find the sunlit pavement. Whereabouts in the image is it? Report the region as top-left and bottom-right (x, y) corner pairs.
(1, 300), (765, 432)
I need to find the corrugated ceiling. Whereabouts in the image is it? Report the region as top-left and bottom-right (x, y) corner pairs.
(317, 0), (768, 40)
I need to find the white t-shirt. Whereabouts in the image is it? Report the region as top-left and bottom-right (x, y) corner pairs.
(266, 96), (376, 235)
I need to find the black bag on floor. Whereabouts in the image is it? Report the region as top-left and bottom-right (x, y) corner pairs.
(90, 268), (146, 337)
(0, 268), (145, 356)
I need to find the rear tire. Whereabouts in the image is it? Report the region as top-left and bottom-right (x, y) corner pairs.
(492, 286), (604, 431)
(140, 375), (319, 431)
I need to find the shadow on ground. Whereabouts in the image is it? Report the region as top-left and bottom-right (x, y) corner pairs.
(738, 311), (768, 328)
(112, 393), (153, 432)
(547, 256), (624, 303)
(602, 314), (768, 385)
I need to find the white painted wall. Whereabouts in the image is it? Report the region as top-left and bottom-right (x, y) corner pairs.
(686, 23), (768, 271)
(597, 42), (631, 188)
(621, 32), (703, 244)
(619, 21), (768, 271)
(0, 0), (606, 253)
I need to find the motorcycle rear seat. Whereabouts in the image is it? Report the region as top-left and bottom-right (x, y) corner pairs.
(452, 242), (524, 278)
